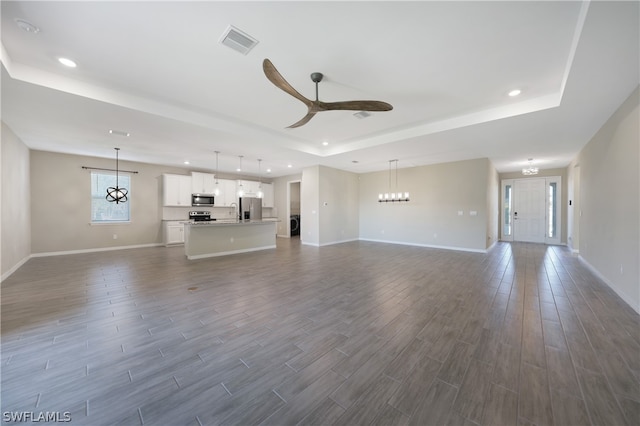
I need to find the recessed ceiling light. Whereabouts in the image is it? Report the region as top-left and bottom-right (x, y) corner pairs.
(15, 18), (40, 34)
(58, 57), (77, 68)
(508, 89), (521, 97)
(322, 141), (329, 146)
(266, 168), (272, 173)
(287, 164), (292, 168)
(184, 161), (190, 165)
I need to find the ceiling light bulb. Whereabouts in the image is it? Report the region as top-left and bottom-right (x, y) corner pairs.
(508, 89), (521, 97)
(58, 57), (77, 68)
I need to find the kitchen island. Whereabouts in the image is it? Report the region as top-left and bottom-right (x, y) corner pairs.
(183, 220), (277, 260)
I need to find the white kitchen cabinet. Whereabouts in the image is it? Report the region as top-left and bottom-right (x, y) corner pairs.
(261, 183), (274, 207)
(214, 179), (238, 207)
(164, 221), (185, 245)
(163, 174), (192, 206)
(191, 172), (216, 194)
(238, 180), (262, 197)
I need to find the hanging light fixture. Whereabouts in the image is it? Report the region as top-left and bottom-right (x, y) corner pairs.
(257, 159), (264, 198)
(106, 148), (128, 203)
(213, 151), (221, 196)
(378, 160), (409, 202)
(237, 155), (244, 197)
(522, 158), (539, 175)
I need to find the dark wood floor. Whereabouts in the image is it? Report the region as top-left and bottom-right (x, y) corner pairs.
(1, 239), (638, 425)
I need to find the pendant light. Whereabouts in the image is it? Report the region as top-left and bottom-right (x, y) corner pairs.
(214, 151), (220, 196)
(257, 159), (264, 198)
(106, 148), (128, 204)
(378, 159), (409, 202)
(237, 155), (244, 197)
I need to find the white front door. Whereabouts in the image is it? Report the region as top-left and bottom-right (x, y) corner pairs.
(513, 178), (546, 243)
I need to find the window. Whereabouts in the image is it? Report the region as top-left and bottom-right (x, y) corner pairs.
(91, 171), (130, 222)
(548, 181), (557, 238)
(503, 184), (512, 237)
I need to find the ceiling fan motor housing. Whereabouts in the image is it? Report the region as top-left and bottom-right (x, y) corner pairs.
(310, 72), (323, 83)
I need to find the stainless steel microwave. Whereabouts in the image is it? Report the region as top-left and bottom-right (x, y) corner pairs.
(191, 194), (214, 206)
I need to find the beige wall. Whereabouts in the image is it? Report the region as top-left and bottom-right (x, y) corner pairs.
(359, 158), (491, 252)
(30, 150), (190, 254)
(566, 162), (581, 252)
(318, 166), (359, 246)
(576, 86), (639, 312)
(486, 162), (499, 249)
(301, 166), (320, 245)
(1, 122), (31, 279)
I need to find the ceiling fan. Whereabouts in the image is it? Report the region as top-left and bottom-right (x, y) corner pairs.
(263, 59), (393, 128)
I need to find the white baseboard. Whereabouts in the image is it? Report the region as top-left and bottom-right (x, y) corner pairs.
(1, 255), (30, 282)
(30, 243), (164, 258)
(187, 245), (276, 260)
(578, 255), (639, 314)
(2, 243), (164, 282)
(359, 238), (488, 253)
(320, 238), (359, 247)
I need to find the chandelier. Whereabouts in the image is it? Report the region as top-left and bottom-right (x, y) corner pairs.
(378, 159), (410, 202)
(106, 148), (128, 203)
(522, 158), (539, 176)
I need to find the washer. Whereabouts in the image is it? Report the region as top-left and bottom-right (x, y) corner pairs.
(290, 215), (300, 236)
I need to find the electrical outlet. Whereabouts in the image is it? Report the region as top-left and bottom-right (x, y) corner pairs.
(113, 234), (117, 240)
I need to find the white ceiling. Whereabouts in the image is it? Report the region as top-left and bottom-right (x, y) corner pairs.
(1, 1), (638, 178)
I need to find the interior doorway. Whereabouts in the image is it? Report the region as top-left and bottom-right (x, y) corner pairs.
(288, 181), (301, 238)
(501, 176), (562, 244)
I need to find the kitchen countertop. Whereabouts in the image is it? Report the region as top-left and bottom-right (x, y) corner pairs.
(184, 219), (279, 226)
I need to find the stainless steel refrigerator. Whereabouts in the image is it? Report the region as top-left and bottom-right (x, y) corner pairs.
(239, 197), (262, 221)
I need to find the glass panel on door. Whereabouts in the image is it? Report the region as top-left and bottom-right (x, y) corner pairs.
(548, 182), (557, 238)
(504, 184), (512, 236)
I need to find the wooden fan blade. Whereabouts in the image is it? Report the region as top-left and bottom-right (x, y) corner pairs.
(263, 59), (313, 107)
(287, 111), (317, 128)
(319, 100), (393, 112)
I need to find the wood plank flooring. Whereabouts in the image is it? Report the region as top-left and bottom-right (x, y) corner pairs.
(1, 239), (639, 425)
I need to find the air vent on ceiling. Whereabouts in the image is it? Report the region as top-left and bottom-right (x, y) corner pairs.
(219, 25), (259, 55)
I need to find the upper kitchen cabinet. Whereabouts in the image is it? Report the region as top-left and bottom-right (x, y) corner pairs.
(191, 172), (216, 195)
(215, 179), (238, 207)
(237, 180), (257, 197)
(261, 183), (274, 207)
(162, 174), (192, 206)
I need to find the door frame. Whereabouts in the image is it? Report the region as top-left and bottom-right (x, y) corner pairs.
(501, 176), (562, 245)
(286, 179), (301, 238)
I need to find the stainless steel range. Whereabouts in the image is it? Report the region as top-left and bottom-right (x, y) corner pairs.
(189, 211), (211, 222)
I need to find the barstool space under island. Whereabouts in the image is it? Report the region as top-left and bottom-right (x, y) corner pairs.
(183, 220), (277, 260)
